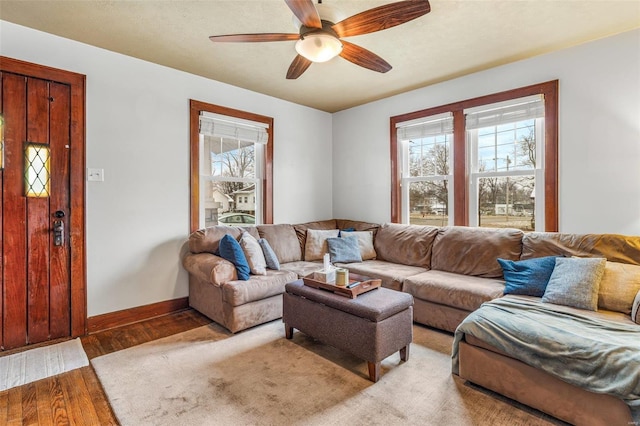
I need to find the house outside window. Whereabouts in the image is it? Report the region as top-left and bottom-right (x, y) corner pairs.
(190, 100), (273, 231)
(391, 81), (558, 232)
(196, 108), (270, 228)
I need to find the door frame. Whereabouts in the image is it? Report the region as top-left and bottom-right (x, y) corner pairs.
(1, 56), (87, 337)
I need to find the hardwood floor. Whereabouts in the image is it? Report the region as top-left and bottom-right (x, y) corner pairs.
(0, 309), (213, 425)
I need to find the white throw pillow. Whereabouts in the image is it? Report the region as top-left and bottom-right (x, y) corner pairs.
(239, 232), (267, 275)
(304, 229), (339, 261)
(340, 231), (377, 260)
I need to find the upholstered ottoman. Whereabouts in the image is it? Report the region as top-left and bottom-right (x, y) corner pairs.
(283, 279), (414, 382)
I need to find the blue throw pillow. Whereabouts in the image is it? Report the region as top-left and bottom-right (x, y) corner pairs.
(258, 238), (280, 270)
(327, 236), (362, 264)
(338, 227), (356, 237)
(219, 234), (250, 280)
(498, 256), (558, 297)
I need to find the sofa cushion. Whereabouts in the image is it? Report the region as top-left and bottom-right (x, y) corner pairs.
(431, 226), (523, 278)
(237, 226), (261, 240)
(498, 256), (557, 297)
(219, 234), (251, 281)
(403, 270), (505, 312)
(189, 226), (243, 254)
(221, 270), (297, 307)
(374, 223), (438, 267)
(598, 261), (640, 314)
(239, 232), (267, 276)
(542, 257), (606, 311)
(293, 219), (338, 255)
(337, 260), (428, 291)
(258, 238), (280, 270)
(188, 225), (260, 255)
(182, 253), (237, 286)
(327, 235), (362, 263)
(257, 224), (302, 263)
(521, 232), (640, 266)
(304, 229), (339, 261)
(340, 230), (377, 260)
(335, 219), (380, 237)
(280, 261), (323, 278)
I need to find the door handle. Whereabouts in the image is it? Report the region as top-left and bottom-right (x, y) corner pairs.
(53, 220), (64, 246)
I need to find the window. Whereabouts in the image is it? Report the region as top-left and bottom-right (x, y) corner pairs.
(467, 95), (544, 231)
(396, 113), (453, 226)
(391, 81), (558, 231)
(25, 142), (51, 197)
(190, 100), (273, 232)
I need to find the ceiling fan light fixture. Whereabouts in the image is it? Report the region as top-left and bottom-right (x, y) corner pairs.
(295, 33), (343, 63)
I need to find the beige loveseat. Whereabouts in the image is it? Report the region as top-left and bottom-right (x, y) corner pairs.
(183, 219), (640, 424)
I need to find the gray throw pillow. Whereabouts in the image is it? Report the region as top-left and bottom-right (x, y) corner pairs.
(541, 257), (607, 311)
(327, 236), (362, 264)
(632, 290), (640, 325)
(258, 238), (280, 270)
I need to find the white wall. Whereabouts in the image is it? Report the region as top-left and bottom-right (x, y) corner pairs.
(1, 21), (333, 316)
(333, 29), (640, 236)
(2, 21), (638, 318)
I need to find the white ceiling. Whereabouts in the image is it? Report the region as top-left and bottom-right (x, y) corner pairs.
(1, 0), (639, 112)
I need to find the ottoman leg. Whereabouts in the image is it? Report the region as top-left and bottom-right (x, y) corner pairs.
(285, 323), (293, 339)
(368, 361), (381, 382)
(400, 344), (410, 362)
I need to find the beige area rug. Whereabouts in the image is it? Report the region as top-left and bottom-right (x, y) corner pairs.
(0, 338), (89, 391)
(92, 321), (562, 426)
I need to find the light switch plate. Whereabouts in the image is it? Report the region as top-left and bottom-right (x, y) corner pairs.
(87, 168), (104, 182)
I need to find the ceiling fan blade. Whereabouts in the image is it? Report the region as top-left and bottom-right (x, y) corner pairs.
(285, 0), (322, 29)
(209, 33), (299, 43)
(286, 55), (312, 79)
(332, 0), (431, 38)
(339, 40), (392, 73)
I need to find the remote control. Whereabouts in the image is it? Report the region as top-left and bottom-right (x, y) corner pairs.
(346, 281), (361, 289)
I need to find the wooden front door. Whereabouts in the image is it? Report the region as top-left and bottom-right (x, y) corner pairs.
(1, 57), (86, 350)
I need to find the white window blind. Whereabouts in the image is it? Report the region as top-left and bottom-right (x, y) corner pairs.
(199, 112), (269, 144)
(396, 112), (453, 140)
(465, 95), (544, 130)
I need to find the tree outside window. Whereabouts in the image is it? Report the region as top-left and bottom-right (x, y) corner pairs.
(391, 81), (558, 231)
(190, 100), (273, 232)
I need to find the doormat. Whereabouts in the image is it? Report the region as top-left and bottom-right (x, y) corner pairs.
(0, 338), (89, 391)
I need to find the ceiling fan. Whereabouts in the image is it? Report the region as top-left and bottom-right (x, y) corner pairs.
(209, 0), (431, 79)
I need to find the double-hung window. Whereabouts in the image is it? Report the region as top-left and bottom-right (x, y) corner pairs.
(467, 95), (544, 230)
(396, 112), (454, 226)
(391, 81), (558, 231)
(198, 112), (267, 228)
(189, 100), (273, 232)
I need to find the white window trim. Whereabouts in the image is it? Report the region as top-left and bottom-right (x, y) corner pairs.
(399, 138), (454, 225)
(198, 131), (265, 227)
(467, 117), (545, 230)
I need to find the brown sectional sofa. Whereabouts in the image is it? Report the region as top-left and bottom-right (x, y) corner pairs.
(183, 218), (640, 425)
(184, 219), (379, 332)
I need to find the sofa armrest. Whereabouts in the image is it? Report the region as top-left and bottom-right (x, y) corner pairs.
(632, 289), (640, 324)
(183, 253), (237, 286)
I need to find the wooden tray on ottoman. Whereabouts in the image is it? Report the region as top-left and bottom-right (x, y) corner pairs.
(302, 272), (381, 299)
